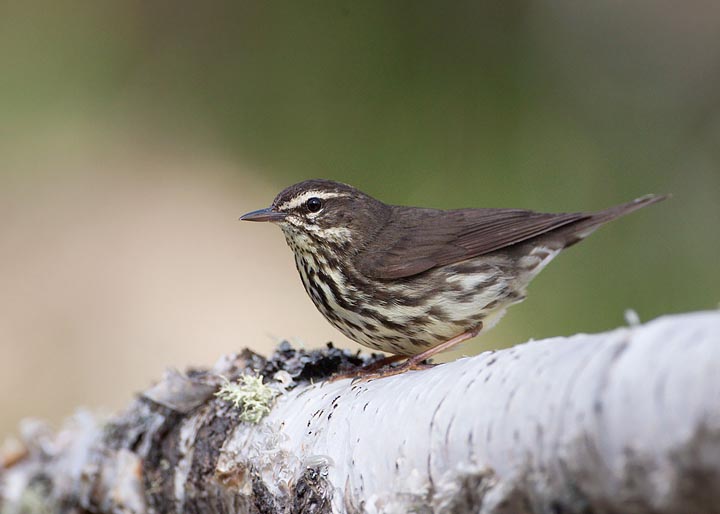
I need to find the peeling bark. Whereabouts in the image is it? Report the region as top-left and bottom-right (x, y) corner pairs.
(1, 311), (719, 514)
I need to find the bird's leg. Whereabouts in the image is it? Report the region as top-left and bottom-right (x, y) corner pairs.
(358, 353), (406, 372)
(404, 323), (483, 368)
(352, 323), (484, 382)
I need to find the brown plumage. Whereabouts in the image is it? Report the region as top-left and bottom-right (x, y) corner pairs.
(241, 179), (666, 376)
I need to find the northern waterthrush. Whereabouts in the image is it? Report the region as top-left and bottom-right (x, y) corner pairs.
(241, 180), (665, 376)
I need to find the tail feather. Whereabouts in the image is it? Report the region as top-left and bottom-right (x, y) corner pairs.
(562, 193), (669, 247)
(590, 193), (669, 224)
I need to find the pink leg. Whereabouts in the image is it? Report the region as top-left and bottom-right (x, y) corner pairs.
(349, 323), (484, 382)
(403, 323), (483, 368)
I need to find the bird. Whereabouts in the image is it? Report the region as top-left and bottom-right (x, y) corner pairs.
(241, 179), (666, 377)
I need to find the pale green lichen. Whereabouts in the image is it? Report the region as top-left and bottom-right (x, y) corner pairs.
(215, 375), (279, 423)
(2, 483), (55, 514)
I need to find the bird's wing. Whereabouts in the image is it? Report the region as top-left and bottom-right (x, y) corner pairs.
(355, 207), (588, 279)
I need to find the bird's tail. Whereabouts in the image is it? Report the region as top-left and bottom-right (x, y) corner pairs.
(563, 193), (669, 247)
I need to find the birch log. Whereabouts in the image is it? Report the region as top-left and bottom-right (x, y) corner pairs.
(1, 311), (719, 514)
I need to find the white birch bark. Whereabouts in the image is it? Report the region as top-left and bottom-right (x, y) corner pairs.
(1, 311), (719, 514)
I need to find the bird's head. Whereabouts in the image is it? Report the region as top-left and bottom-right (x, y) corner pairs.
(240, 179), (389, 252)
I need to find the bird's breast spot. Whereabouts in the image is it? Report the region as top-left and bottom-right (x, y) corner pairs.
(364, 303), (427, 324)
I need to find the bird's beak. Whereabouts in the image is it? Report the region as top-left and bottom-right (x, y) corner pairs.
(239, 207), (287, 223)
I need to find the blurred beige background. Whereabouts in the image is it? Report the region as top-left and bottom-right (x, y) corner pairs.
(0, 135), (346, 437)
(1, 1), (719, 438)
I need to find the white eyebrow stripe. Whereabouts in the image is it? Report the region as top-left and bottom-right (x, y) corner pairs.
(278, 191), (349, 211)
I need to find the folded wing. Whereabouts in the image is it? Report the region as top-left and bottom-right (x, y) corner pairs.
(356, 207), (588, 279)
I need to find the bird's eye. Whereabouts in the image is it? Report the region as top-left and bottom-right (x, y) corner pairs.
(305, 197), (323, 213)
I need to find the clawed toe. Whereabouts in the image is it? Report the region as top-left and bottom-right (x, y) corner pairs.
(335, 359), (436, 383)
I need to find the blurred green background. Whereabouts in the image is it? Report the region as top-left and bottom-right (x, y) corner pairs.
(1, 1), (718, 438)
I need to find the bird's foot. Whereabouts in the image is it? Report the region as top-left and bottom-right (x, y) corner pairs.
(328, 354), (410, 382)
(342, 323), (483, 382)
(349, 357), (435, 383)
(329, 323), (483, 383)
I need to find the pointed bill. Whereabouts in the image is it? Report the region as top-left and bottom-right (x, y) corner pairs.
(239, 207), (287, 223)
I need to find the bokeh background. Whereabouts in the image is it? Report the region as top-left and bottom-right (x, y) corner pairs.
(2, 1), (718, 438)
